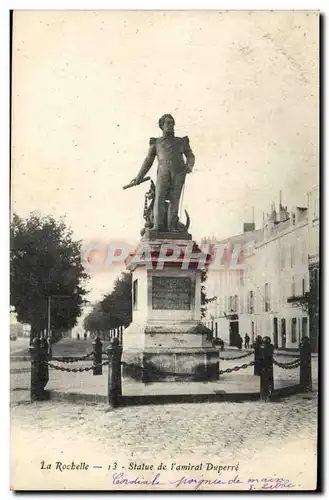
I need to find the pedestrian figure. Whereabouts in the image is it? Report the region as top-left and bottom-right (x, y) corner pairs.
(253, 335), (263, 376)
(77, 333), (80, 340)
(237, 334), (243, 350)
(244, 333), (250, 349)
(84, 332), (87, 340)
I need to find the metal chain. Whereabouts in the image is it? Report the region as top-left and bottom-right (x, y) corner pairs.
(120, 360), (255, 377)
(219, 351), (253, 361)
(219, 360), (255, 375)
(47, 360), (109, 373)
(52, 352), (93, 363)
(273, 359), (300, 370)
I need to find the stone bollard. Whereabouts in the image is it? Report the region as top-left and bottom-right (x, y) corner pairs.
(30, 336), (49, 401)
(107, 338), (123, 408)
(93, 336), (103, 376)
(47, 335), (53, 361)
(253, 335), (263, 376)
(40, 337), (49, 389)
(259, 336), (274, 402)
(299, 336), (312, 392)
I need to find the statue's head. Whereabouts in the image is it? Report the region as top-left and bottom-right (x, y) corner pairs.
(159, 114), (175, 134)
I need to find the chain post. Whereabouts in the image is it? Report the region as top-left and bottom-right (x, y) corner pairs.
(299, 336), (312, 392)
(259, 337), (274, 402)
(253, 335), (263, 376)
(93, 336), (103, 375)
(40, 336), (49, 390)
(107, 338), (123, 408)
(30, 336), (48, 401)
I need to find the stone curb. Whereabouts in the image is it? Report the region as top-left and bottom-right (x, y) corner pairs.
(48, 384), (303, 406)
(221, 349), (318, 359)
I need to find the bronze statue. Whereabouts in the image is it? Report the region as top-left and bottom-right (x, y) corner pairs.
(140, 179), (190, 237)
(126, 114), (195, 233)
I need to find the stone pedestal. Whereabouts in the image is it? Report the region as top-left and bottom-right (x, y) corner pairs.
(122, 238), (219, 382)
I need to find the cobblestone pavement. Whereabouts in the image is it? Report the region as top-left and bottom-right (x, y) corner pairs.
(11, 368), (318, 491)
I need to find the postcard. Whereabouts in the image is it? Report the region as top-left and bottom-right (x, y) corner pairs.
(10, 9), (319, 491)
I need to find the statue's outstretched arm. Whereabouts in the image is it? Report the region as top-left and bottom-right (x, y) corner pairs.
(135, 140), (157, 183)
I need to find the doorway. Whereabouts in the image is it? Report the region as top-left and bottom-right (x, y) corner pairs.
(251, 321), (255, 345)
(229, 321), (239, 347)
(273, 317), (278, 349)
(302, 317), (308, 339)
(281, 318), (286, 349)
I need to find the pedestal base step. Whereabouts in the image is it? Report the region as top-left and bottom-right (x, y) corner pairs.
(122, 348), (219, 383)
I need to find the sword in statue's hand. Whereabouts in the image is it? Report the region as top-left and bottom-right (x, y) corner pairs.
(122, 176), (151, 190)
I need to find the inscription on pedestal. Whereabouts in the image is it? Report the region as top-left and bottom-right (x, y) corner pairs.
(152, 277), (192, 310)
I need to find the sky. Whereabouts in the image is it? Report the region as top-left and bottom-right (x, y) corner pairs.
(11, 10), (319, 301)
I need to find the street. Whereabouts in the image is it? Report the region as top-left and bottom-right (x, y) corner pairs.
(10, 358), (318, 491)
(10, 338), (30, 355)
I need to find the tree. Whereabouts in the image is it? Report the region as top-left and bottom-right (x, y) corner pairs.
(83, 272), (132, 334)
(101, 272), (132, 328)
(201, 267), (217, 319)
(287, 292), (310, 314)
(10, 213), (89, 342)
(83, 303), (110, 335)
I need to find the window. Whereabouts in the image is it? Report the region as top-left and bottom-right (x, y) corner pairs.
(313, 198), (319, 220)
(301, 240), (307, 264)
(133, 279), (138, 310)
(229, 295), (238, 313)
(291, 276), (296, 297)
(239, 270), (244, 286)
(302, 278), (306, 296)
(280, 246), (285, 269)
(290, 244), (295, 268)
(291, 318), (297, 343)
(240, 295), (244, 314)
(215, 322), (218, 338)
(233, 295), (238, 313)
(248, 291), (254, 314)
(264, 283), (270, 312)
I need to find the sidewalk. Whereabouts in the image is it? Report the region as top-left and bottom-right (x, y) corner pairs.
(11, 355), (315, 406)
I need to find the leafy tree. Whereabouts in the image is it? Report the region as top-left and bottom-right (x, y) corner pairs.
(101, 272), (132, 328)
(10, 213), (89, 342)
(83, 272), (132, 334)
(83, 303), (110, 334)
(287, 292), (310, 314)
(201, 267), (217, 319)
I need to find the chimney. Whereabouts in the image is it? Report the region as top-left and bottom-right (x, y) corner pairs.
(269, 202), (277, 222)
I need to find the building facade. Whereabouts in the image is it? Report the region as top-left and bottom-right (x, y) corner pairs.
(307, 185), (319, 352)
(204, 193), (317, 351)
